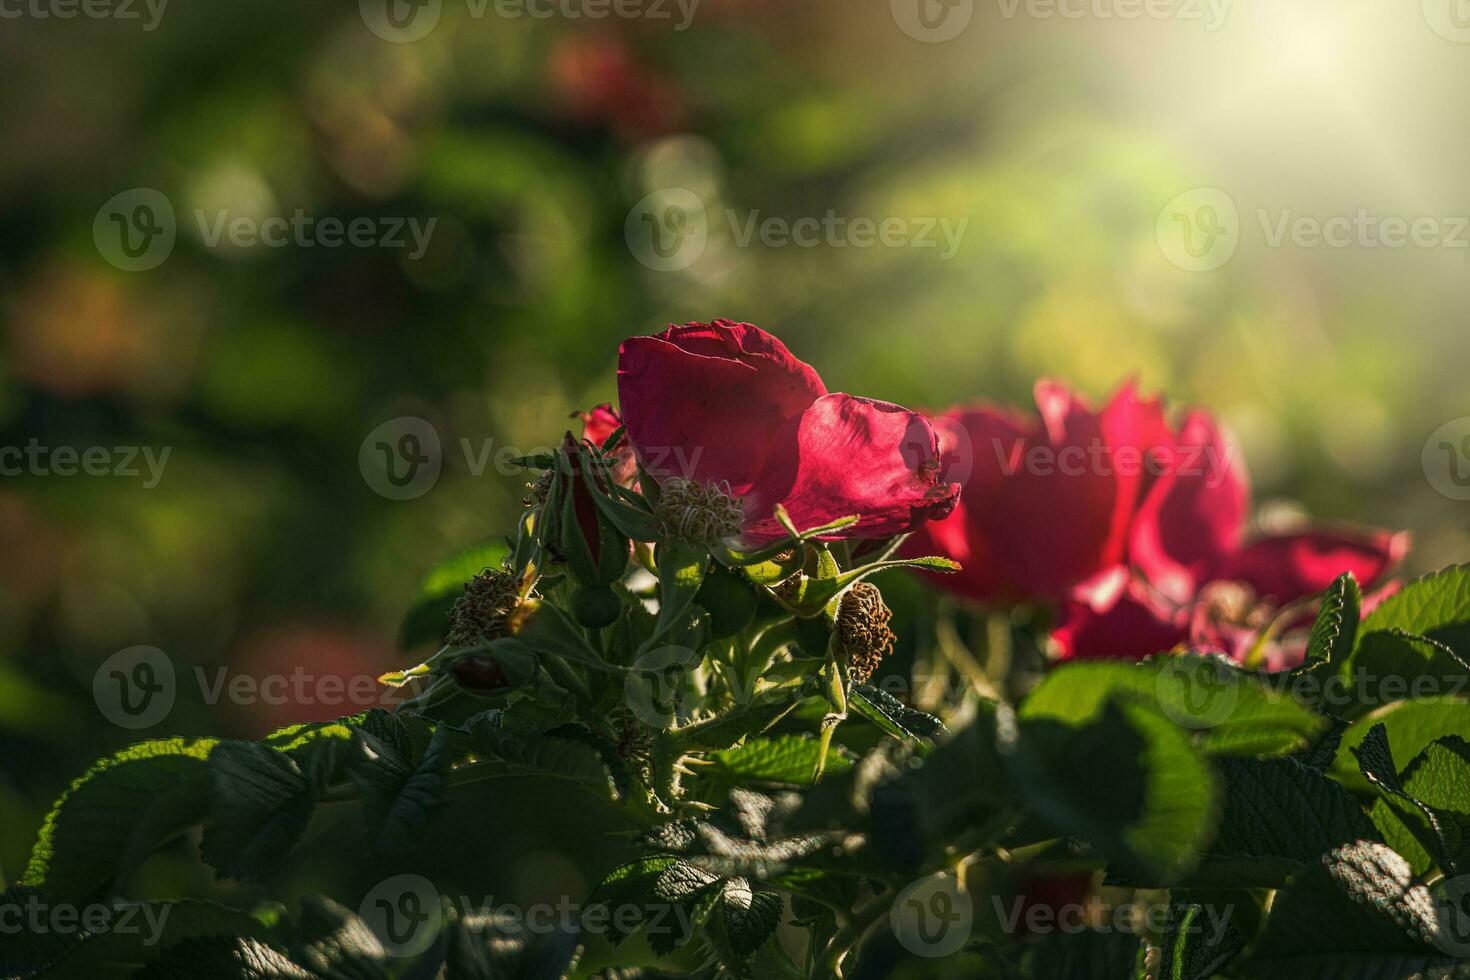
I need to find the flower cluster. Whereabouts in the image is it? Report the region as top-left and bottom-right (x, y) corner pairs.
(906, 382), (1406, 667)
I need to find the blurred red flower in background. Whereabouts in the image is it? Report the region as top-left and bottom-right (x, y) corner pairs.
(907, 381), (1406, 666)
(549, 35), (683, 141)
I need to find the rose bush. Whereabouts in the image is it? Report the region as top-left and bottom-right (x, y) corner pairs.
(8, 322), (1470, 980)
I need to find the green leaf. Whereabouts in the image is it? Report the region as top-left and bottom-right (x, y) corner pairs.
(27, 898), (283, 979)
(643, 539), (709, 653)
(1358, 564), (1470, 657)
(1359, 727), (1470, 876)
(350, 725), (452, 856)
(1331, 699), (1470, 794)
(131, 936), (314, 979)
(399, 539), (510, 650)
(673, 686), (806, 752)
(472, 730), (618, 801)
(22, 738), (217, 904)
(1021, 656), (1324, 758)
(513, 601), (612, 672)
(849, 683), (947, 742)
(292, 895), (400, 977)
(867, 705), (1012, 872)
(1244, 840), (1447, 975)
(1339, 630), (1470, 718)
(1305, 572), (1362, 667)
(1006, 700), (1218, 884)
(200, 741), (314, 881)
(713, 735), (853, 785)
(1191, 756), (1378, 888)
(1156, 902), (1245, 980)
(706, 878), (782, 960)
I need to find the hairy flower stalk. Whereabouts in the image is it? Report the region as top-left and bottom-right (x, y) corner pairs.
(834, 582), (896, 684)
(655, 477), (744, 545)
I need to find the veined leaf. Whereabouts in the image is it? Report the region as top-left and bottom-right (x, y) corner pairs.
(22, 738), (217, 904)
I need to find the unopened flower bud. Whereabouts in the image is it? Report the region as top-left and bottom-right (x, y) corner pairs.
(655, 478), (743, 546)
(834, 582), (896, 684)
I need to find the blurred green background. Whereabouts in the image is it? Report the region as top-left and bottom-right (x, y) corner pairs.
(2, 0), (1468, 943)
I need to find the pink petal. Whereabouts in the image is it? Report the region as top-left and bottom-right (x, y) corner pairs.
(1097, 381), (1173, 568)
(741, 393), (959, 541)
(901, 404), (1034, 603)
(616, 320), (826, 494)
(973, 382), (1130, 599)
(1212, 528), (1410, 605)
(1128, 410), (1248, 604)
(1051, 567), (1188, 661)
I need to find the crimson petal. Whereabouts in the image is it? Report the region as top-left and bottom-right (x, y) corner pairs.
(741, 393), (959, 542)
(616, 320), (826, 494)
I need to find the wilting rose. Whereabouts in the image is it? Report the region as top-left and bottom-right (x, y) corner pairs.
(616, 319), (959, 543)
(905, 380), (1173, 603)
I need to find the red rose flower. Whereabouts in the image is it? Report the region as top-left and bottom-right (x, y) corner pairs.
(616, 320), (959, 544)
(904, 380), (1173, 603)
(1052, 411), (1407, 665)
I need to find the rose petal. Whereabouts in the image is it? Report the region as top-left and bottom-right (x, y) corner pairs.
(975, 382), (1130, 599)
(616, 320), (826, 494)
(901, 404), (1034, 603)
(741, 393), (959, 541)
(1212, 527), (1410, 605)
(1051, 566), (1188, 661)
(1128, 410), (1248, 604)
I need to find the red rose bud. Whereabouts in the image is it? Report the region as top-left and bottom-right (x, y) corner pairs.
(558, 434), (630, 588)
(577, 403), (637, 488)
